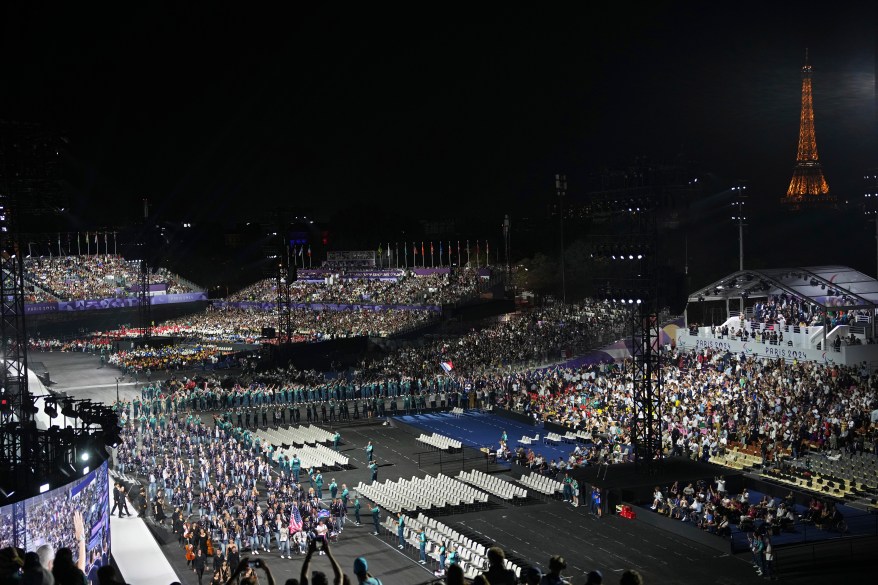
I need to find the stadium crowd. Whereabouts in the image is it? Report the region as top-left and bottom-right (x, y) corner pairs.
(23, 255), (196, 302)
(157, 306), (437, 342)
(227, 269), (485, 307)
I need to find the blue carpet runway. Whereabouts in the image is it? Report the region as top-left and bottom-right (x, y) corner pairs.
(395, 411), (578, 463)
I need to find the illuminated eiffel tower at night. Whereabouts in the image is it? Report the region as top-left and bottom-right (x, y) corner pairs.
(782, 50), (834, 208)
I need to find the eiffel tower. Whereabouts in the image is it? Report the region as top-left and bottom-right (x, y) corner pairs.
(782, 50), (833, 208)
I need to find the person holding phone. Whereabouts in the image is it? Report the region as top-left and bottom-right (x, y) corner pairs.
(225, 557), (275, 585)
(300, 539), (343, 585)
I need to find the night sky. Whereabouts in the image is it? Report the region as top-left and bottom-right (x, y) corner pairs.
(1, 4), (876, 232)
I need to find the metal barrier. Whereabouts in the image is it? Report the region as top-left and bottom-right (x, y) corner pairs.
(416, 445), (498, 475)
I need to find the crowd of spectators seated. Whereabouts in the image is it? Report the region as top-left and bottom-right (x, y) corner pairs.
(500, 345), (878, 472)
(23, 255), (196, 302)
(157, 306), (437, 342)
(227, 268), (485, 307)
(360, 300), (629, 382)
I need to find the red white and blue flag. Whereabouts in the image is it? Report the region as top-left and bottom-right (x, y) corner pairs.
(440, 361), (454, 373)
(289, 505), (303, 533)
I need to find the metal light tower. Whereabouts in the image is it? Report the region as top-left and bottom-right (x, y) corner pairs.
(503, 214), (511, 286)
(865, 170), (878, 278)
(555, 174), (567, 304)
(731, 181), (748, 271)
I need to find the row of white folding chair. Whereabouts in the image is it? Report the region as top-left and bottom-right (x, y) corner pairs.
(417, 433), (462, 450)
(357, 483), (405, 513)
(458, 469), (527, 500)
(468, 469), (527, 499)
(414, 512), (491, 565)
(260, 426), (324, 446)
(280, 450), (327, 471)
(422, 475), (486, 505)
(312, 443), (349, 465)
(275, 424), (334, 444)
(517, 472), (563, 495)
(363, 480), (433, 511)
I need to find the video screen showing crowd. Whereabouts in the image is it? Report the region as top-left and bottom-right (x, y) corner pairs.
(0, 463), (111, 585)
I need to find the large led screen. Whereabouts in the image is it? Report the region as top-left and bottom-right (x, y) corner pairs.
(0, 460), (110, 585)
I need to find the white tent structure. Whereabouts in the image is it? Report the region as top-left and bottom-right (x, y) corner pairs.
(680, 265), (878, 366)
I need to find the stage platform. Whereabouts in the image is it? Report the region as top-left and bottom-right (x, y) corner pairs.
(109, 493), (180, 585)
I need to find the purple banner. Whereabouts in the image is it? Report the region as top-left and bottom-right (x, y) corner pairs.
(150, 292), (209, 305)
(411, 268), (451, 276)
(58, 297), (140, 311)
(24, 302), (58, 315)
(212, 300), (442, 312)
(27, 291), (207, 314)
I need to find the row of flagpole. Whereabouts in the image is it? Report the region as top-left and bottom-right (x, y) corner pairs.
(289, 244), (313, 269)
(376, 240), (492, 269)
(27, 232), (118, 258)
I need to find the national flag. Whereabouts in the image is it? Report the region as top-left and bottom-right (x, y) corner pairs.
(307, 245), (312, 257)
(297, 245), (303, 257)
(413, 243), (417, 256)
(440, 361), (454, 373)
(439, 241), (443, 259)
(387, 243), (391, 258)
(421, 242), (425, 257)
(430, 242), (434, 254)
(289, 505), (303, 532)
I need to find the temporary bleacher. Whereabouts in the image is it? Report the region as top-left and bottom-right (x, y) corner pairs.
(417, 432), (463, 451)
(357, 473), (489, 514)
(457, 469), (528, 502)
(382, 511), (525, 581)
(516, 471), (564, 497)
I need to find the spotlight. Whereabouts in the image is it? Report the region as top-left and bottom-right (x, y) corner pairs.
(39, 483), (50, 494)
(82, 466), (89, 476)
(44, 402), (58, 418)
(61, 400), (77, 418)
(80, 452), (90, 462)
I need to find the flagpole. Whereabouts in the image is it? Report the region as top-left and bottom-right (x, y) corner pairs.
(114, 232), (117, 256)
(404, 241), (408, 269)
(77, 232), (81, 256)
(57, 233), (61, 257)
(86, 232), (90, 256)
